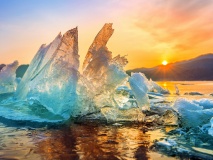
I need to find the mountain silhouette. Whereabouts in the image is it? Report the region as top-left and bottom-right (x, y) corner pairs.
(127, 53), (213, 81)
(0, 64), (5, 71)
(16, 64), (29, 78)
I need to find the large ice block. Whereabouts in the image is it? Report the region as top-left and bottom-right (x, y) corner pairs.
(82, 23), (128, 99)
(81, 24), (145, 121)
(82, 23), (128, 93)
(83, 23), (114, 76)
(15, 28), (79, 119)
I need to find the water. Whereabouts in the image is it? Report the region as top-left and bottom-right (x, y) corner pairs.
(0, 81), (213, 160)
(157, 81), (213, 103)
(0, 122), (175, 160)
(157, 81), (213, 95)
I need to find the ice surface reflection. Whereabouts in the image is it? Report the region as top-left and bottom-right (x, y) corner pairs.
(35, 124), (151, 160)
(0, 122), (174, 160)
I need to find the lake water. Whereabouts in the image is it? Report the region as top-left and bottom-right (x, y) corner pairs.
(157, 81), (213, 95)
(0, 122), (176, 160)
(157, 81), (213, 102)
(0, 81), (213, 160)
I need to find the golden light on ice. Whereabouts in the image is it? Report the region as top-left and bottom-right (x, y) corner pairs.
(162, 60), (168, 66)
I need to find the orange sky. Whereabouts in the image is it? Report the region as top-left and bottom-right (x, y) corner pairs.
(0, 0), (213, 69)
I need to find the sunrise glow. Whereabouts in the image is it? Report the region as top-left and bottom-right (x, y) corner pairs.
(162, 60), (168, 66)
(1, 0), (213, 69)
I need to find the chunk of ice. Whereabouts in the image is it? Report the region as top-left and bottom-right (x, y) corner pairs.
(193, 99), (213, 109)
(15, 28), (79, 119)
(208, 117), (213, 136)
(0, 61), (19, 94)
(174, 98), (213, 127)
(150, 79), (170, 94)
(129, 73), (150, 111)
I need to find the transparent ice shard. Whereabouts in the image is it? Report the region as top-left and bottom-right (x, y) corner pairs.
(101, 107), (144, 122)
(175, 84), (180, 95)
(15, 28), (79, 119)
(82, 24), (128, 104)
(82, 23), (128, 94)
(150, 79), (170, 94)
(159, 110), (179, 126)
(80, 24), (145, 121)
(145, 103), (178, 125)
(0, 61), (19, 94)
(16, 33), (62, 99)
(129, 73), (150, 111)
(114, 86), (138, 110)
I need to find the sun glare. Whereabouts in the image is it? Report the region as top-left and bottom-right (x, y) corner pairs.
(162, 60), (168, 66)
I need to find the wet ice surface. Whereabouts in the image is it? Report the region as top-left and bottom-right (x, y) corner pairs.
(0, 122), (175, 160)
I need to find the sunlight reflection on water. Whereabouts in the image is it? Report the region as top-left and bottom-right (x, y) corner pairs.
(157, 81), (213, 95)
(0, 122), (175, 160)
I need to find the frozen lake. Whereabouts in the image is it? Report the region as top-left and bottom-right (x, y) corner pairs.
(0, 81), (213, 159)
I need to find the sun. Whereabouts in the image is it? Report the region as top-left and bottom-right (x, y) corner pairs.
(162, 60), (168, 66)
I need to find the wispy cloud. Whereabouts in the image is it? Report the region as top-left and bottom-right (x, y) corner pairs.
(135, 0), (213, 53)
(0, 0), (213, 68)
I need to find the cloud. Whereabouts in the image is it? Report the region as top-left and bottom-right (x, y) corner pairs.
(134, 0), (213, 53)
(169, 0), (212, 13)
